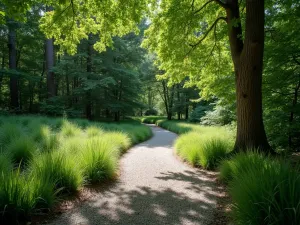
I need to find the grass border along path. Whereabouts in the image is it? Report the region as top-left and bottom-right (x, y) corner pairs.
(0, 115), (152, 225)
(137, 116), (300, 225)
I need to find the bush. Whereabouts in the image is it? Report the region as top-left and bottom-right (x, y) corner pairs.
(79, 137), (119, 183)
(140, 116), (165, 124)
(220, 152), (300, 225)
(6, 137), (37, 165)
(30, 151), (83, 194)
(175, 131), (233, 169)
(144, 108), (158, 116)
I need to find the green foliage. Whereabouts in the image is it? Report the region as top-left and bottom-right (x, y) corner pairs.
(219, 151), (270, 183)
(221, 152), (300, 225)
(0, 123), (22, 147)
(29, 151), (83, 194)
(135, 116), (166, 124)
(0, 169), (56, 223)
(60, 120), (82, 137)
(103, 132), (131, 153)
(0, 115), (151, 223)
(79, 137), (119, 183)
(85, 126), (103, 138)
(175, 131), (234, 169)
(0, 153), (13, 174)
(31, 125), (59, 152)
(144, 108), (158, 116)
(5, 136), (37, 165)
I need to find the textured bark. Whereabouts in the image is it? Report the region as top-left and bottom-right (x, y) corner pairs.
(8, 22), (19, 110)
(225, 0), (272, 152)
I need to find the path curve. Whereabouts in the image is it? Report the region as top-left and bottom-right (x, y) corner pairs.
(49, 125), (218, 225)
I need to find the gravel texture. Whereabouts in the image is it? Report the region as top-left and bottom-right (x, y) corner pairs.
(48, 125), (219, 225)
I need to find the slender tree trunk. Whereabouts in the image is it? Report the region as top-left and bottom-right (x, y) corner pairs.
(86, 34), (93, 120)
(8, 21), (19, 110)
(185, 95), (189, 120)
(45, 7), (55, 98)
(288, 79), (300, 148)
(226, 0), (272, 152)
(0, 50), (5, 102)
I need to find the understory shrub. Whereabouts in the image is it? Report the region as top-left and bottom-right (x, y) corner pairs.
(220, 152), (300, 225)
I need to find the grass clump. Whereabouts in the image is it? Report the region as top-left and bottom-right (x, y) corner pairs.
(79, 137), (119, 183)
(60, 120), (81, 137)
(31, 125), (59, 152)
(0, 123), (22, 147)
(103, 132), (131, 153)
(220, 151), (300, 225)
(5, 137), (37, 165)
(86, 126), (103, 137)
(0, 153), (13, 174)
(175, 131), (233, 169)
(29, 151), (83, 194)
(0, 169), (56, 223)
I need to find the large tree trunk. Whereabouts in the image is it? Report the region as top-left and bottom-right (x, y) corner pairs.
(8, 21), (19, 110)
(226, 0), (272, 152)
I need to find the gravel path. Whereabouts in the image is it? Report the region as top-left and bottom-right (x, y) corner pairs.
(48, 125), (219, 225)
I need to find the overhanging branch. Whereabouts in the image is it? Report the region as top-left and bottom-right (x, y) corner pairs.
(188, 16), (226, 49)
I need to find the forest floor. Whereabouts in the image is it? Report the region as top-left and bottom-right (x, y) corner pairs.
(46, 125), (224, 225)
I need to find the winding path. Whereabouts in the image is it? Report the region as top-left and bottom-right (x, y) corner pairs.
(49, 125), (219, 225)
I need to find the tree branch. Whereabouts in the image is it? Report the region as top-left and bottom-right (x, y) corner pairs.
(213, 0), (229, 9)
(186, 16), (226, 56)
(193, 0), (214, 14)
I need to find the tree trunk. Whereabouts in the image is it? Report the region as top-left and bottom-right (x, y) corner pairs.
(8, 21), (19, 110)
(288, 79), (300, 148)
(167, 112), (172, 120)
(0, 50), (5, 102)
(85, 34), (93, 120)
(226, 0), (272, 152)
(45, 39), (55, 98)
(185, 95), (189, 120)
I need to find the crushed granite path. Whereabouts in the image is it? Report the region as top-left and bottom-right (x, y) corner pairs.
(48, 125), (219, 225)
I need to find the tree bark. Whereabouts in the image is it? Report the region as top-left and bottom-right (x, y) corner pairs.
(225, 0), (272, 152)
(85, 34), (93, 120)
(288, 79), (300, 148)
(45, 39), (55, 98)
(185, 95), (189, 120)
(8, 20), (19, 110)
